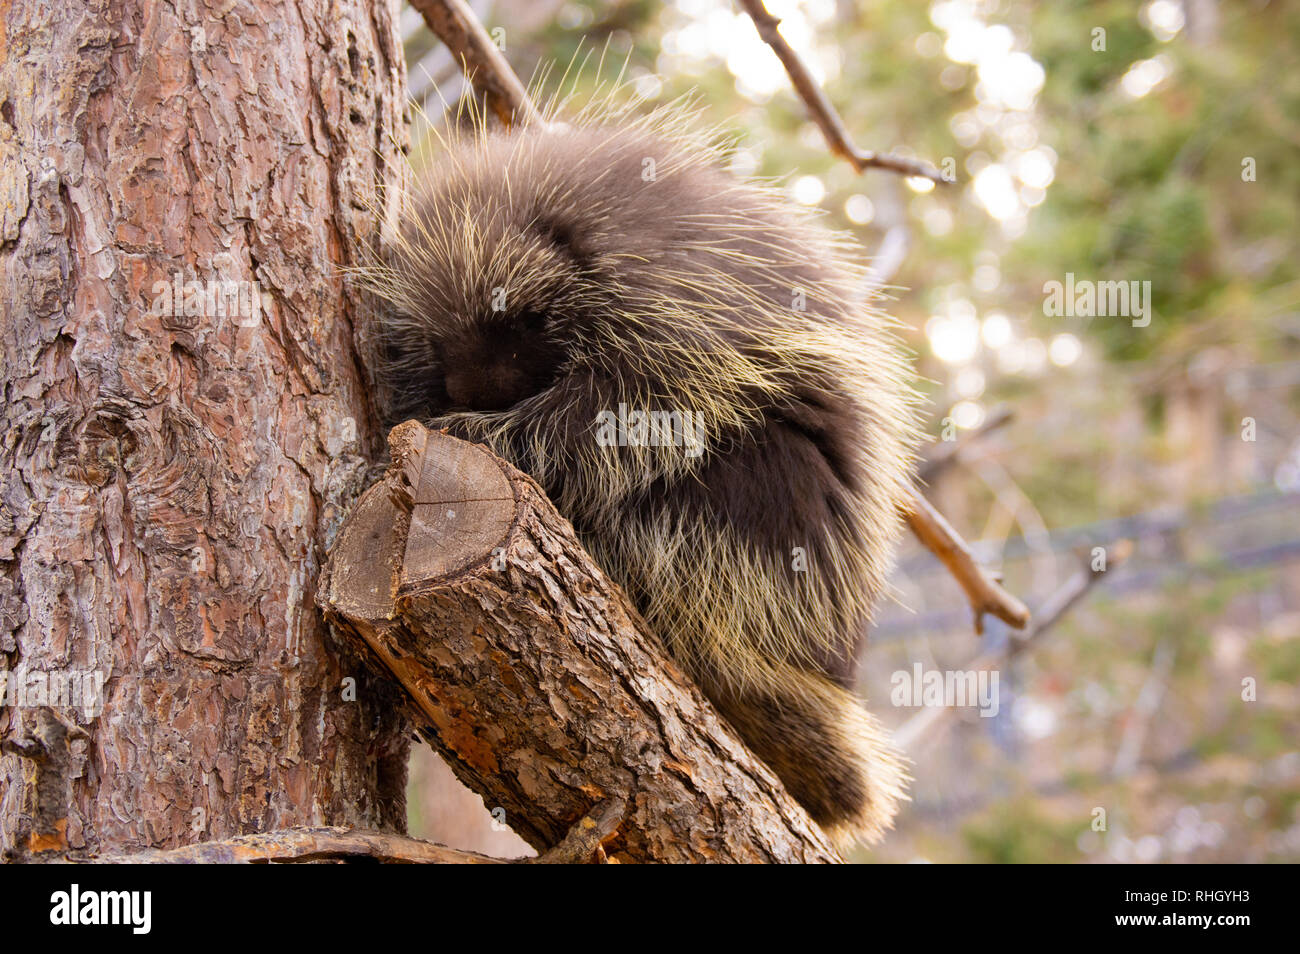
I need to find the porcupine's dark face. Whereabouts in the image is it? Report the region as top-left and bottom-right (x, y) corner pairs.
(379, 120), (742, 427)
(434, 307), (565, 412)
(379, 132), (628, 423)
(382, 231), (579, 419)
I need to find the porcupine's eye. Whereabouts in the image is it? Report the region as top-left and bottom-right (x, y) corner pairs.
(441, 308), (566, 411)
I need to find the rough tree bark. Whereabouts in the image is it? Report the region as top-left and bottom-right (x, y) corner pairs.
(320, 422), (842, 863)
(0, 0), (411, 859)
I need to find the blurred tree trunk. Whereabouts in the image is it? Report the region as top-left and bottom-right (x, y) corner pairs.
(0, 0), (410, 860)
(1164, 354), (1228, 497)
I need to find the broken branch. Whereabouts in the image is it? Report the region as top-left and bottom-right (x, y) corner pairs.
(902, 488), (1032, 634)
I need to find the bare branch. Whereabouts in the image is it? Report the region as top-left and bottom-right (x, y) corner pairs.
(901, 488), (1032, 635)
(408, 0), (542, 127)
(737, 0), (948, 183)
(91, 827), (507, 864)
(1007, 539), (1133, 658)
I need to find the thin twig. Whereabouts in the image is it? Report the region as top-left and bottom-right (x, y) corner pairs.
(1008, 539), (1134, 657)
(737, 0), (948, 183)
(902, 488), (1031, 635)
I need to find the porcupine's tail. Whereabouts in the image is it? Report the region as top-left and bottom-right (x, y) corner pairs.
(705, 664), (909, 849)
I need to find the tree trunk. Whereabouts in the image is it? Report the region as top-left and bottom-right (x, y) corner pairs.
(0, 0), (410, 860)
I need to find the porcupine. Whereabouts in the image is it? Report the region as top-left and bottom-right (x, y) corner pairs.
(361, 94), (921, 848)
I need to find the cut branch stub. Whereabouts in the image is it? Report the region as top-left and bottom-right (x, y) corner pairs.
(318, 422), (840, 863)
(402, 431), (514, 587)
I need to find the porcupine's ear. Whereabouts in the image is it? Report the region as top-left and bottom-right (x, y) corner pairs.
(528, 214), (585, 261)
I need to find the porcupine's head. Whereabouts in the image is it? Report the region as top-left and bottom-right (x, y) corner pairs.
(360, 94), (919, 543)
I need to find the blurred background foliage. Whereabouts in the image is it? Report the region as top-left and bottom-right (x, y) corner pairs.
(402, 0), (1300, 862)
